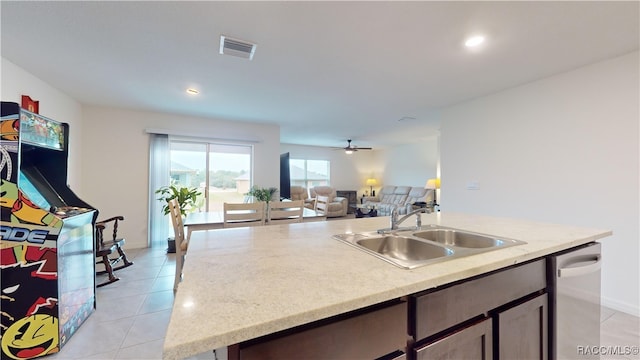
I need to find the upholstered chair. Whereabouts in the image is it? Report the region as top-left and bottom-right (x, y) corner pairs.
(309, 186), (348, 217)
(290, 186), (315, 209)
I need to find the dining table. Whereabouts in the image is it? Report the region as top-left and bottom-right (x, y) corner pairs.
(183, 207), (326, 241)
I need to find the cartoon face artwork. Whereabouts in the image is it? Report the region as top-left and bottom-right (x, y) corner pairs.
(0, 314), (59, 360)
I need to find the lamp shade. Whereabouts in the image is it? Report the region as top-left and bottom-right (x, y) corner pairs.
(425, 178), (441, 189)
(366, 178), (377, 186)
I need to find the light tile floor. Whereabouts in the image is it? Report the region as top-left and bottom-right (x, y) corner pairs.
(47, 247), (639, 360)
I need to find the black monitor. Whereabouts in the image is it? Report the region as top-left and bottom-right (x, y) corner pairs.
(279, 152), (291, 199)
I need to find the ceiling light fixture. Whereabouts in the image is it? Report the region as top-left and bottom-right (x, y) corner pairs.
(464, 35), (485, 48)
(186, 88), (199, 95)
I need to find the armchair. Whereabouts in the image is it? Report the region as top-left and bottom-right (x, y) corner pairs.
(309, 186), (348, 217)
(290, 186), (315, 209)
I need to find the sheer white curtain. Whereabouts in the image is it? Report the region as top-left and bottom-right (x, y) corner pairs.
(148, 133), (170, 247)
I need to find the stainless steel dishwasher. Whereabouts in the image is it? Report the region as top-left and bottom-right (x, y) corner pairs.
(551, 242), (602, 360)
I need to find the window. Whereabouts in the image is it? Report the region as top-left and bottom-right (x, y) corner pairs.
(170, 141), (252, 212)
(290, 159), (330, 189)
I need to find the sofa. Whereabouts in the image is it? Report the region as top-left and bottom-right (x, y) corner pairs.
(309, 186), (348, 217)
(362, 185), (434, 216)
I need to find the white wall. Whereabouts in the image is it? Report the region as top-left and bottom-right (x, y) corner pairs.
(440, 52), (639, 316)
(378, 136), (439, 189)
(1, 58), (85, 190)
(82, 106), (280, 249)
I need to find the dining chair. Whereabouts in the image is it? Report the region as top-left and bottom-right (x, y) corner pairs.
(223, 202), (266, 228)
(268, 200), (304, 224)
(315, 195), (330, 216)
(168, 198), (187, 291)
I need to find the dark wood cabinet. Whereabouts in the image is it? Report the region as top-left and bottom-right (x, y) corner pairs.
(229, 258), (553, 360)
(415, 318), (492, 360)
(412, 259), (546, 340)
(411, 259), (548, 360)
(336, 190), (357, 214)
(234, 301), (407, 360)
(497, 293), (548, 360)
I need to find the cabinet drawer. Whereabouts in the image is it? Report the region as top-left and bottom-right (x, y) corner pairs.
(413, 259), (546, 340)
(238, 301), (407, 360)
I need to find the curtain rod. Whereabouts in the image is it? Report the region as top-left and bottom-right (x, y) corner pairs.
(145, 128), (261, 144)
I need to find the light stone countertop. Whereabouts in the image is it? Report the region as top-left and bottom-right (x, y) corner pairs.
(163, 212), (611, 360)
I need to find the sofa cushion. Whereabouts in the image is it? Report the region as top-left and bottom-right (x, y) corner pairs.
(379, 186), (410, 206)
(310, 186), (336, 201)
(404, 187), (432, 205)
(399, 187), (434, 214)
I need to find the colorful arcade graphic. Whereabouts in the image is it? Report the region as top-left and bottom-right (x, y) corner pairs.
(1, 102), (97, 359)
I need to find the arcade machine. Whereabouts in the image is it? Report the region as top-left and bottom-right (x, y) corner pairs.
(0, 101), (97, 360)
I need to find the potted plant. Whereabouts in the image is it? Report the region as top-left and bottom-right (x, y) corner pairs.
(245, 186), (278, 203)
(156, 183), (201, 253)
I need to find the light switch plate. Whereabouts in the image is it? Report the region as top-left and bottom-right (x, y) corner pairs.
(467, 180), (480, 190)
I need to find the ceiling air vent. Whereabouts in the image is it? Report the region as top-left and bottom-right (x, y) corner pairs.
(219, 35), (256, 60)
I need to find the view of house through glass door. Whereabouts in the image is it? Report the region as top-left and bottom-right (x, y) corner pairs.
(170, 140), (252, 212)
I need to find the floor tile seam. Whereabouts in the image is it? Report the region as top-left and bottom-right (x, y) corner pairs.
(114, 336), (166, 358)
(115, 316), (140, 354)
(602, 310), (618, 323)
(60, 319), (135, 359)
(135, 301), (176, 316)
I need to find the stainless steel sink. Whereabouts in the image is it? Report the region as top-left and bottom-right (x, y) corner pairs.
(333, 226), (526, 269)
(413, 229), (509, 248)
(356, 236), (453, 268)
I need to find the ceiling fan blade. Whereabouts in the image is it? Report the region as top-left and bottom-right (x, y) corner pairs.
(331, 139), (373, 152)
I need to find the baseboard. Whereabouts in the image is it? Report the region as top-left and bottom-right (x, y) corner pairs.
(601, 296), (640, 317)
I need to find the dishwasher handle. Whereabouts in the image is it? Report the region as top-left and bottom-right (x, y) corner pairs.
(557, 255), (602, 278)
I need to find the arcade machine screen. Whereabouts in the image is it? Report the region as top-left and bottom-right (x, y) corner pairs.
(18, 168), (65, 212)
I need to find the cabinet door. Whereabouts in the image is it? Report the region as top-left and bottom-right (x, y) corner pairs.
(497, 293), (548, 360)
(415, 318), (492, 360)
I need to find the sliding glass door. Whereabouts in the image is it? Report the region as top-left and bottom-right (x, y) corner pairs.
(170, 141), (252, 212)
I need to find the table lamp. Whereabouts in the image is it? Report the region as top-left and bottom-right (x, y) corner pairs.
(425, 178), (441, 204)
(366, 178), (377, 196)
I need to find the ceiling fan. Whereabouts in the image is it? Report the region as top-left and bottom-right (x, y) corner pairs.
(334, 139), (373, 154)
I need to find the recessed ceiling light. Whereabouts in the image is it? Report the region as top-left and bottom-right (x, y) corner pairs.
(186, 88), (199, 95)
(464, 35), (485, 48)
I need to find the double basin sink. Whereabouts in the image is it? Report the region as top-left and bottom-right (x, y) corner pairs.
(333, 225), (526, 269)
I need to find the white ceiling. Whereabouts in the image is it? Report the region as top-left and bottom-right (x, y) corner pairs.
(2, 1), (638, 149)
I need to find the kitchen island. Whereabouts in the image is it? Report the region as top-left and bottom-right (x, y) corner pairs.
(163, 212), (611, 360)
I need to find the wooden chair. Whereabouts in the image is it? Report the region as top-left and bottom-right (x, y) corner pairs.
(95, 216), (134, 287)
(315, 195), (330, 216)
(268, 200), (304, 224)
(223, 202), (266, 228)
(168, 199), (187, 291)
